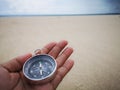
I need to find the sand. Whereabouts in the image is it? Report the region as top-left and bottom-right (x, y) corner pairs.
(0, 15), (120, 90)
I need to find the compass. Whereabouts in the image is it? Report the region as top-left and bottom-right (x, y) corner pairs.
(23, 54), (57, 84)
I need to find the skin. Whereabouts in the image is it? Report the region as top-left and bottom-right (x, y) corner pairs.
(0, 40), (74, 90)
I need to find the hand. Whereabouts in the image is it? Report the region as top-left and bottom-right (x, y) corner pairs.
(0, 40), (74, 90)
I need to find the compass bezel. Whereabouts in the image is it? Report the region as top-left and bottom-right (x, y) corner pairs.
(23, 54), (57, 81)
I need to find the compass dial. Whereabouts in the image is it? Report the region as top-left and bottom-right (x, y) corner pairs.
(23, 54), (57, 81)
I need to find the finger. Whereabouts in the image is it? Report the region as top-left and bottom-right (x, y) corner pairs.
(41, 42), (57, 54)
(56, 47), (73, 68)
(1, 53), (32, 72)
(49, 40), (68, 59)
(52, 60), (74, 89)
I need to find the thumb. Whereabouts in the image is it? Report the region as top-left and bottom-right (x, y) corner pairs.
(1, 53), (32, 72)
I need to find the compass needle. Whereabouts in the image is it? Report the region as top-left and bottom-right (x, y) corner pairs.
(40, 69), (43, 75)
(39, 62), (42, 68)
(39, 62), (43, 75)
(23, 54), (57, 83)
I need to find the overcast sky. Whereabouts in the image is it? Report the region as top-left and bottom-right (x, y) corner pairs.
(0, 0), (120, 15)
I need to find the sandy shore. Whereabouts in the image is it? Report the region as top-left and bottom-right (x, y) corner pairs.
(0, 15), (120, 90)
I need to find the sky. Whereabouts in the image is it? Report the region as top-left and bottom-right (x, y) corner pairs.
(0, 0), (120, 15)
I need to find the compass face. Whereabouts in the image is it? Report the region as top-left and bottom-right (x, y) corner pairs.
(23, 54), (57, 81)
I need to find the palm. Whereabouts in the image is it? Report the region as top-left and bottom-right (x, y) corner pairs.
(0, 40), (74, 90)
(0, 68), (53, 90)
